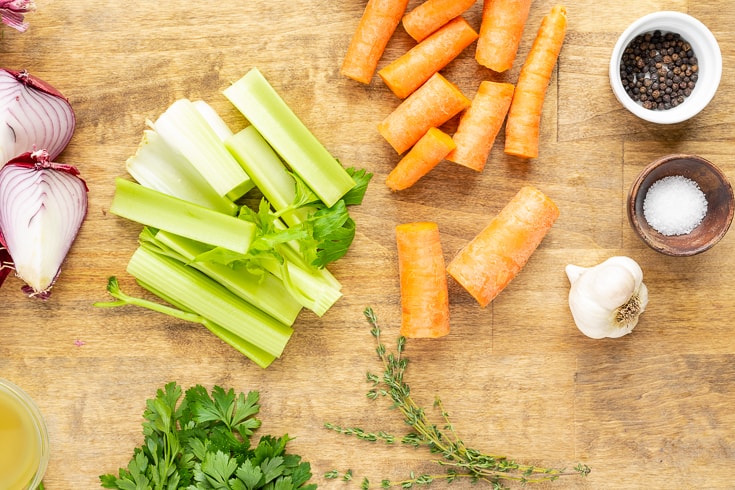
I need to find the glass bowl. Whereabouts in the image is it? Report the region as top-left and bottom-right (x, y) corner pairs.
(0, 378), (49, 490)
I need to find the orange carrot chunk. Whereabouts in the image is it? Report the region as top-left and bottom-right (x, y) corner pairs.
(386, 127), (456, 191)
(447, 186), (560, 307)
(396, 221), (450, 338)
(447, 81), (515, 172)
(402, 0), (477, 42)
(475, 0), (533, 73)
(341, 0), (411, 84)
(378, 72), (470, 154)
(379, 16), (479, 99)
(504, 5), (568, 159)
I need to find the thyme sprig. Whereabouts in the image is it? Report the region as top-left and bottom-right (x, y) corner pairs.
(324, 307), (591, 489)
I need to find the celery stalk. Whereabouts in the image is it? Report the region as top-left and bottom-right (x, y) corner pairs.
(136, 281), (277, 368)
(125, 129), (238, 216)
(153, 98), (253, 200)
(258, 250), (342, 317)
(192, 100), (234, 142)
(223, 128), (343, 292)
(110, 178), (255, 254)
(95, 276), (276, 368)
(147, 229), (303, 326)
(278, 239), (343, 292)
(126, 246), (293, 359)
(225, 125), (311, 227)
(147, 223), (341, 317)
(223, 68), (356, 208)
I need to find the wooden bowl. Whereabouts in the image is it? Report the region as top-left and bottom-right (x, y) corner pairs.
(627, 154), (734, 256)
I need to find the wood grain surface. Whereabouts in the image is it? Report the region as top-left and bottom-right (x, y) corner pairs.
(2, 1), (735, 488)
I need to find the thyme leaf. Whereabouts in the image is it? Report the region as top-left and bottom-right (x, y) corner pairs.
(324, 307), (591, 488)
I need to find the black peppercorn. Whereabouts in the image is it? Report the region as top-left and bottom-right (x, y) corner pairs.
(619, 30), (699, 111)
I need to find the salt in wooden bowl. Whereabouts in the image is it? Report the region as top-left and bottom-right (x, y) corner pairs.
(627, 154), (734, 256)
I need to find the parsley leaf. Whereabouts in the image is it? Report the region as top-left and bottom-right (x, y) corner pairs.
(100, 383), (315, 490)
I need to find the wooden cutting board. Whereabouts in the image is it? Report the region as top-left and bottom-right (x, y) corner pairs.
(2, 0), (735, 488)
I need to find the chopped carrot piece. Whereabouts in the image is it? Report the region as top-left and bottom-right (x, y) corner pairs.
(379, 16), (479, 99)
(447, 81), (515, 172)
(402, 0), (477, 42)
(504, 5), (568, 159)
(386, 127), (456, 191)
(396, 221), (450, 338)
(447, 186), (559, 307)
(378, 72), (470, 154)
(341, 0), (411, 84)
(475, 0), (533, 73)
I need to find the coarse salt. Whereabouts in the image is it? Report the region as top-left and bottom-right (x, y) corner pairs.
(643, 175), (707, 236)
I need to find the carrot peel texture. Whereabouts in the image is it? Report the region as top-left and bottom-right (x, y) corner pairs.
(504, 4), (568, 159)
(378, 72), (470, 154)
(341, 0), (411, 84)
(475, 0), (533, 73)
(379, 16), (479, 99)
(396, 221), (450, 338)
(447, 81), (515, 172)
(402, 0), (477, 42)
(446, 186), (559, 307)
(386, 127), (455, 191)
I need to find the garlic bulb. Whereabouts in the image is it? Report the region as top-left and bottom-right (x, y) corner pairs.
(565, 256), (648, 339)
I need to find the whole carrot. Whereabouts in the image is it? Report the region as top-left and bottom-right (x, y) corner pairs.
(447, 81), (515, 172)
(475, 0), (533, 73)
(446, 186), (559, 307)
(386, 127), (456, 191)
(402, 0), (477, 42)
(379, 16), (479, 99)
(341, 0), (411, 84)
(504, 4), (568, 159)
(378, 72), (470, 154)
(396, 221), (450, 338)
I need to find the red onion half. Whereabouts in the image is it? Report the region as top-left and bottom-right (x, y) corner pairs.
(0, 68), (75, 163)
(0, 150), (88, 298)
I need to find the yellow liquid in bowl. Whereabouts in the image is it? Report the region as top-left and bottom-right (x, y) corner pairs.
(0, 387), (43, 489)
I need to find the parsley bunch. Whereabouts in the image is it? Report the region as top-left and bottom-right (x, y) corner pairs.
(100, 382), (316, 490)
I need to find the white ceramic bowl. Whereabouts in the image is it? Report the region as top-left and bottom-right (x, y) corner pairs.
(609, 11), (722, 124)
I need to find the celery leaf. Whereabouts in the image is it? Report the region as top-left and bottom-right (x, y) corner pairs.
(342, 167), (372, 206)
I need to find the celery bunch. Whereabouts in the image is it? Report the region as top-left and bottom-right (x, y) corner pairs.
(98, 68), (372, 368)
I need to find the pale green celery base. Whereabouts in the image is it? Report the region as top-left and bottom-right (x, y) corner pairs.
(278, 239), (343, 292)
(225, 125), (310, 228)
(126, 246), (293, 358)
(250, 214), (343, 316)
(136, 280), (276, 368)
(152, 230), (303, 326)
(110, 178), (255, 254)
(223, 68), (355, 208)
(153, 98), (254, 200)
(259, 252), (342, 317)
(125, 129), (238, 216)
(192, 100), (234, 142)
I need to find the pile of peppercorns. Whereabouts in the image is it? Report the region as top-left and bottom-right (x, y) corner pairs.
(620, 30), (699, 111)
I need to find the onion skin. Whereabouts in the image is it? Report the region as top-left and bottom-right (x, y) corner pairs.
(0, 68), (75, 162)
(0, 0), (35, 32)
(0, 246), (11, 287)
(0, 150), (88, 298)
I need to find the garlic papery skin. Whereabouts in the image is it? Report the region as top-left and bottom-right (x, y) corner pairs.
(565, 256), (649, 339)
